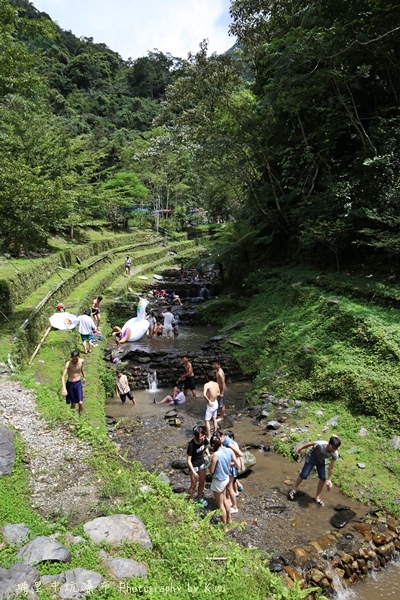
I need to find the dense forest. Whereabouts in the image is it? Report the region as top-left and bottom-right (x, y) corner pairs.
(1, 0), (400, 280)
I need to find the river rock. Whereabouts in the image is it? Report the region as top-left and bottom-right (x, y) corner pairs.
(0, 564), (41, 598)
(2, 523), (30, 545)
(164, 409), (178, 418)
(171, 460), (187, 470)
(106, 557), (147, 579)
(268, 558), (284, 572)
(240, 450), (256, 474)
(330, 509), (356, 529)
(59, 569), (103, 599)
(16, 536), (71, 565)
(225, 320), (245, 332)
(41, 573), (66, 586)
(0, 425), (15, 475)
(83, 515), (152, 548)
(265, 421), (282, 430)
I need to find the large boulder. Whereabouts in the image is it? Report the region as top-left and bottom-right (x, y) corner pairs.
(106, 557), (147, 579)
(83, 514), (152, 549)
(0, 563), (41, 598)
(0, 425), (15, 475)
(240, 450), (256, 474)
(16, 536), (71, 565)
(59, 569), (103, 599)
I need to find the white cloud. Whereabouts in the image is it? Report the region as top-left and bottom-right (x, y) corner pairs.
(31, 0), (234, 60)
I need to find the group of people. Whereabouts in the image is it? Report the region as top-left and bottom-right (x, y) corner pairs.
(61, 335), (342, 518)
(153, 289), (182, 305)
(186, 427), (244, 523)
(111, 306), (179, 348)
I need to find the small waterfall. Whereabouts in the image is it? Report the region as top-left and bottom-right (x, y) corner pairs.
(147, 370), (158, 392)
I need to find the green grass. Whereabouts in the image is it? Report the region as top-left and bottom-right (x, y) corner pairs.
(205, 267), (400, 517)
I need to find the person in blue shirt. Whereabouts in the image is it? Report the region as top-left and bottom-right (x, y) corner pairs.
(208, 433), (240, 525)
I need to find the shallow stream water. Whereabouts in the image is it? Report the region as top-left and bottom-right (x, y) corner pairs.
(106, 326), (399, 599)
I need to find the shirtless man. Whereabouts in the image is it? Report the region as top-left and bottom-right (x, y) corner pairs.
(203, 372), (220, 439)
(214, 361), (226, 420)
(180, 356), (197, 398)
(91, 296), (103, 327)
(61, 350), (85, 414)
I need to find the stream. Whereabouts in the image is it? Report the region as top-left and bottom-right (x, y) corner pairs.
(105, 324), (399, 598)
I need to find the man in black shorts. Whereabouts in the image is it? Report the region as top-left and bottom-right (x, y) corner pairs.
(180, 356), (197, 398)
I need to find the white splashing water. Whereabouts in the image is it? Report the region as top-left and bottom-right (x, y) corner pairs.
(147, 370), (158, 393)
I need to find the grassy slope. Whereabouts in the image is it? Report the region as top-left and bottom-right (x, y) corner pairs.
(199, 267), (400, 516)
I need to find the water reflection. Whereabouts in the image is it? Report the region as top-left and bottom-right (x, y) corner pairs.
(118, 324), (220, 354)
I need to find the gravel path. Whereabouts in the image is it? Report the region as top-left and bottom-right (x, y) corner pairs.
(0, 369), (99, 524)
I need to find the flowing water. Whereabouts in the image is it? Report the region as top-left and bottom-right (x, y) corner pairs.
(116, 323), (220, 355)
(332, 558), (400, 600)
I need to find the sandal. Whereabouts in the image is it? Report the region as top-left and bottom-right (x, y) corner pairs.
(288, 490), (296, 501)
(313, 498), (324, 506)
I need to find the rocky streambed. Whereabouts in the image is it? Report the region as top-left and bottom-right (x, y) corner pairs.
(105, 388), (400, 595)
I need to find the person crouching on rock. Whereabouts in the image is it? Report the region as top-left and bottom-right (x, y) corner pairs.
(288, 435), (341, 506)
(187, 425), (210, 507)
(155, 384), (186, 406)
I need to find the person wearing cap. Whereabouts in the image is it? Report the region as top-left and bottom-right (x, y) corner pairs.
(288, 435), (341, 506)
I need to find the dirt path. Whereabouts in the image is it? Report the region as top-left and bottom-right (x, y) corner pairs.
(0, 369), (99, 525)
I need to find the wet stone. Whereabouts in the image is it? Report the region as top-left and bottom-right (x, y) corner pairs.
(268, 558), (284, 572)
(330, 509), (356, 529)
(279, 552), (295, 566)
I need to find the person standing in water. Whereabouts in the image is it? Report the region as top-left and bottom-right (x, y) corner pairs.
(61, 350), (85, 414)
(203, 372), (219, 440)
(214, 361), (227, 420)
(180, 356), (197, 398)
(288, 436), (341, 506)
(115, 371), (136, 405)
(162, 306), (174, 340)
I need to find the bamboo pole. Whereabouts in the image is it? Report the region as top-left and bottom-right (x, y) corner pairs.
(28, 326), (52, 365)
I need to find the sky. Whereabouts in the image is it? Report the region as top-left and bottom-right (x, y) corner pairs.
(32, 0), (235, 61)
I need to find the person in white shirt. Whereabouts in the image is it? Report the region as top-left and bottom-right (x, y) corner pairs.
(162, 307), (175, 340)
(73, 310), (97, 354)
(155, 385), (186, 405)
